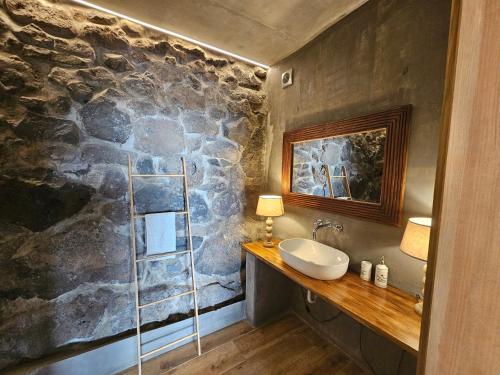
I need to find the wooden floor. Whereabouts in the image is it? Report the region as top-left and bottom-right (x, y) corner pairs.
(120, 313), (365, 375)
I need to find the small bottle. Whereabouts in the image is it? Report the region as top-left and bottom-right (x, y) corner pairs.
(375, 256), (388, 288)
(360, 260), (372, 281)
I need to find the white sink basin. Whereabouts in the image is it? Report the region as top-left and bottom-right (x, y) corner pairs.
(278, 238), (349, 280)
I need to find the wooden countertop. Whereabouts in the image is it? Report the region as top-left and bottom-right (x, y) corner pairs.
(242, 240), (421, 355)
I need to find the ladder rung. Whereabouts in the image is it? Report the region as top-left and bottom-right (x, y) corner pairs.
(131, 174), (184, 177)
(140, 332), (198, 359)
(133, 211), (187, 219)
(138, 290), (195, 309)
(136, 250), (191, 263)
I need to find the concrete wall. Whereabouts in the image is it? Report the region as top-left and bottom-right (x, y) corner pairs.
(267, 0), (451, 295)
(264, 0), (451, 373)
(0, 0), (267, 370)
(245, 253), (293, 327)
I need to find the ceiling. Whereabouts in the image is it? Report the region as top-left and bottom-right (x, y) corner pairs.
(78, 0), (369, 66)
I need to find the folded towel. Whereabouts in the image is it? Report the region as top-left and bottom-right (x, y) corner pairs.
(145, 212), (176, 255)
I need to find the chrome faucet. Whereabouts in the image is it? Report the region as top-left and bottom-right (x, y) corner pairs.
(312, 218), (343, 240)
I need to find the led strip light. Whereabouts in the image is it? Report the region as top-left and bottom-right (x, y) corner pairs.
(71, 0), (270, 69)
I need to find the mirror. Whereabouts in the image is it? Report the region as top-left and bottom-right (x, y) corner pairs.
(292, 128), (386, 203)
(282, 106), (411, 226)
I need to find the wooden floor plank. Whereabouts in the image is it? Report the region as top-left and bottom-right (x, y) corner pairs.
(226, 316), (365, 375)
(300, 346), (361, 375)
(199, 320), (253, 352)
(287, 346), (353, 375)
(119, 321), (253, 375)
(337, 361), (366, 375)
(223, 326), (324, 374)
(164, 342), (245, 375)
(159, 321), (253, 371)
(232, 313), (304, 357)
(120, 313), (365, 375)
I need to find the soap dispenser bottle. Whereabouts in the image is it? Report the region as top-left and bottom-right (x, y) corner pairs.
(375, 256), (388, 288)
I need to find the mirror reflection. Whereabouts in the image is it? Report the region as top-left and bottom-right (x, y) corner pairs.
(291, 129), (387, 203)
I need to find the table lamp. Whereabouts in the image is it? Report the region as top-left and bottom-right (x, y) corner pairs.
(400, 217), (432, 315)
(256, 195), (284, 247)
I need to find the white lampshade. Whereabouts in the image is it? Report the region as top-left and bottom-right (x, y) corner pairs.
(256, 195), (284, 217)
(400, 217), (432, 261)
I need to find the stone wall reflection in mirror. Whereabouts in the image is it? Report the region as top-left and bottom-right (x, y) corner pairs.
(291, 129), (386, 203)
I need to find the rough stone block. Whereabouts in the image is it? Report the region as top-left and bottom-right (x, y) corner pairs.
(224, 117), (251, 145)
(54, 38), (95, 59)
(80, 24), (129, 50)
(103, 53), (133, 72)
(102, 199), (129, 225)
(49, 51), (92, 68)
(12, 17), (94, 60)
(133, 178), (185, 214)
(80, 142), (130, 166)
(18, 96), (47, 114)
(4, 0), (76, 38)
(173, 43), (206, 63)
(232, 66), (262, 90)
(99, 168), (127, 199)
(67, 81), (93, 103)
(206, 56), (228, 68)
(195, 234), (243, 275)
(127, 99), (157, 117)
(80, 96), (131, 143)
(0, 53), (41, 93)
(149, 59), (186, 83)
(188, 191), (210, 224)
(47, 94), (72, 116)
(181, 111), (219, 136)
(134, 118), (185, 155)
(47, 66), (76, 86)
(77, 67), (115, 89)
(131, 38), (170, 55)
(211, 190), (242, 218)
(0, 12), (8, 34)
(202, 137), (240, 163)
(253, 67), (267, 80)
(168, 83), (206, 111)
(122, 72), (157, 98)
(121, 20), (143, 37)
(86, 12), (117, 26)
(0, 176), (94, 231)
(14, 113), (80, 144)
(13, 24), (55, 49)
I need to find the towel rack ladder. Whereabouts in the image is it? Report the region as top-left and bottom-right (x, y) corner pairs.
(127, 155), (201, 375)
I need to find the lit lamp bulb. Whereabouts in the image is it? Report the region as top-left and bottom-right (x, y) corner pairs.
(256, 195), (284, 248)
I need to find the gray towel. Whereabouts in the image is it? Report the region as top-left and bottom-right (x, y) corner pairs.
(145, 212), (176, 255)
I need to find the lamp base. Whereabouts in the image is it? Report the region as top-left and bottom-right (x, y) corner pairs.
(414, 263), (427, 316)
(414, 301), (423, 316)
(262, 216), (274, 248)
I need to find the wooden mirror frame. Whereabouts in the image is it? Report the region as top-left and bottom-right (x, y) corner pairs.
(281, 105), (412, 226)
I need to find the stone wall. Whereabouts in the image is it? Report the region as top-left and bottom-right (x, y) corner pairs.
(0, 0), (267, 369)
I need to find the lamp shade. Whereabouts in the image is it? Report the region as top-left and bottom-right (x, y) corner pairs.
(400, 217), (432, 261)
(256, 195), (284, 217)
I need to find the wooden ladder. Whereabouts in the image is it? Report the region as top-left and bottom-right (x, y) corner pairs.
(322, 164), (352, 199)
(127, 155), (201, 375)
